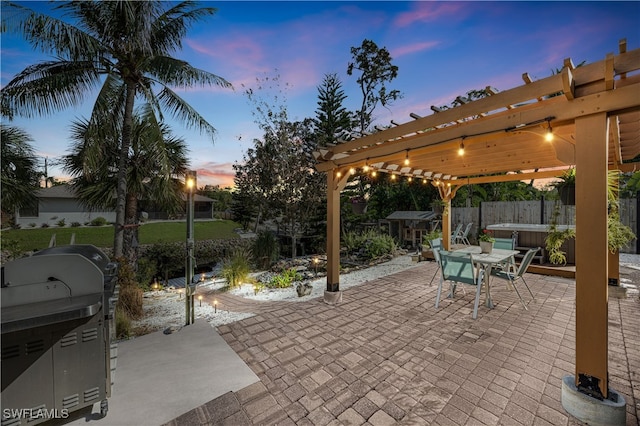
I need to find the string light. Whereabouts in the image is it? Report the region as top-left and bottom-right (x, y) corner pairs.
(407, 176), (413, 182)
(404, 150), (410, 166)
(458, 140), (465, 156)
(349, 167), (356, 175)
(336, 170), (342, 178)
(371, 170), (377, 177)
(363, 160), (370, 173)
(422, 178), (427, 184)
(391, 174), (396, 181)
(545, 118), (554, 142)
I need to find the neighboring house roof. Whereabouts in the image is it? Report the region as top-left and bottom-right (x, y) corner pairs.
(34, 185), (214, 203)
(385, 211), (437, 221)
(35, 185), (78, 198)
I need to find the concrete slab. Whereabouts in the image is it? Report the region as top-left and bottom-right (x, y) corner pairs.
(70, 320), (258, 426)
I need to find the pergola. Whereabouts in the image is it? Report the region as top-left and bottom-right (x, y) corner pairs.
(314, 40), (639, 419)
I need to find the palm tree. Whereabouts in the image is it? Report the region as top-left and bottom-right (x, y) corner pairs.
(0, 124), (39, 215)
(1, 1), (231, 258)
(62, 105), (190, 262)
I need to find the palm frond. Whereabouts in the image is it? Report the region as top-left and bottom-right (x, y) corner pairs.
(147, 56), (232, 89)
(157, 86), (217, 140)
(151, 1), (217, 53)
(1, 60), (103, 118)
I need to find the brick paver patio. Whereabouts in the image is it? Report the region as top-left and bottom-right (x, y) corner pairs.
(165, 260), (639, 425)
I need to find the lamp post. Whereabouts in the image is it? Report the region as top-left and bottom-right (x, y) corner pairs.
(185, 170), (197, 325)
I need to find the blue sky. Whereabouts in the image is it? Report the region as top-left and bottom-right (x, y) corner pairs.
(2, 1), (639, 188)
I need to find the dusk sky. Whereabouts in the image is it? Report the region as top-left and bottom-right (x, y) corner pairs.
(2, 1), (639, 188)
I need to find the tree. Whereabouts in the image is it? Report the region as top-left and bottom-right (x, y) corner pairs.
(347, 39), (402, 133)
(200, 185), (233, 214)
(234, 74), (325, 257)
(0, 125), (39, 214)
(313, 73), (352, 146)
(1, 1), (231, 259)
(62, 105), (189, 262)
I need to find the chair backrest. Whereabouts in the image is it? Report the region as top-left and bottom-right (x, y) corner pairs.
(461, 223), (473, 238)
(516, 247), (540, 277)
(440, 251), (478, 285)
(430, 238), (443, 250)
(451, 223), (463, 241)
(493, 237), (515, 250)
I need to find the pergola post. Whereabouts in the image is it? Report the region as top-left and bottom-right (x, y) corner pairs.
(574, 113), (609, 398)
(325, 170), (348, 304)
(562, 113), (626, 423)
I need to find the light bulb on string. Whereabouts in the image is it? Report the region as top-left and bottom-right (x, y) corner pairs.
(458, 140), (465, 156)
(545, 119), (554, 142)
(404, 150), (410, 166)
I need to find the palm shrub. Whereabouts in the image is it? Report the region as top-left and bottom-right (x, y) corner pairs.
(253, 230), (280, 269)
(221, 247), (252, 288)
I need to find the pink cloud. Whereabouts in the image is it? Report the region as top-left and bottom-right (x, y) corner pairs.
(195, 161), (236, 188)
(393, 2), (467, 28)
(391, 41), (440, 58)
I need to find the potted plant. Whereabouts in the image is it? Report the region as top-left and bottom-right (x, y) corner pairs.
(350, 196), (368, 214)
(478, 229), (495, 254)
(553, 168), (576, 205)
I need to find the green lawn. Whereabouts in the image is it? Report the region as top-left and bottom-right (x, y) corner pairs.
(2, 220), (242, 252)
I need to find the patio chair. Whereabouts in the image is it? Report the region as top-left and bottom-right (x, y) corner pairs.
(435, 251), (485, 319)
(450, 223), (463, 245)
(491, 237), (517, 275)
(493, 237), (515, 250)
(455, 223), (473, 245)
(490, 247), (539, 309)
(428, 238), (443, 286)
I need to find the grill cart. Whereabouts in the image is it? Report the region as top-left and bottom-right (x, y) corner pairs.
(1, 245), (118, 426)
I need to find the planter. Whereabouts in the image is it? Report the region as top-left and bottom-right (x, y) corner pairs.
(479, 241), (494, 254)
(559, 185), (575, 205)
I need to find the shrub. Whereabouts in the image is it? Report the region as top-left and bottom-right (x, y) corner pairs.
(140, 242), (183, 285)
(28, 223), (36, 228)
(136, 257), (157, 291)
(90, 216), (108, 226)
(116, 258), (143, 319)
(71, 221), (82, 227)
(364, 233), (397, 259)
(342, 229), (397, 259)
(1, 238), (25, 261)
(41, 223), (50, 228)
(253, 230), (279, 269)
(115, 307), (131, 339)
(56, 218), (66, 227)
(221, 247), (252, 288)
(268, 268), (302, 289)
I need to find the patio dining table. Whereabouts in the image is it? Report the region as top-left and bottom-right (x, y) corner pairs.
(454, 246), (520, 309)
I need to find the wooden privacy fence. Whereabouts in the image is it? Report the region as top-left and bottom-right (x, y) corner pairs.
(450, 198), (638, 254)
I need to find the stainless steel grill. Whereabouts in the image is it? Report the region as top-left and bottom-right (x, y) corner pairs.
(1, 245), (118, 426)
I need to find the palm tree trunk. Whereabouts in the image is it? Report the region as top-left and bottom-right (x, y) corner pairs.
(124, 191), (139, 267)
(114, 82), (136, 259)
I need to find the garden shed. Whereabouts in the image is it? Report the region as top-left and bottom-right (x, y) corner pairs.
(385, 210), (438, 248)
